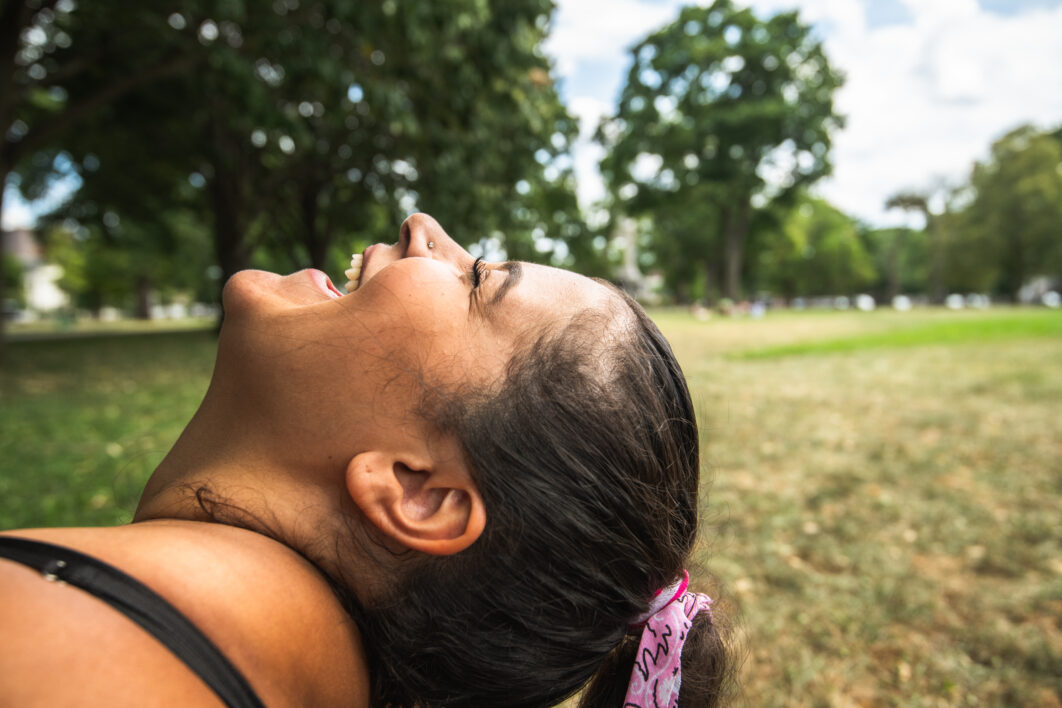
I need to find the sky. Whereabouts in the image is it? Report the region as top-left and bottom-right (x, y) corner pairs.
(545, 0), (1062, 227)
(5, 0), (1062, 231)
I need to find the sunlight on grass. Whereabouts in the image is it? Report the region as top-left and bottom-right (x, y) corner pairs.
(733, 310), (1062, 359)
(2, 309), (1060, 705)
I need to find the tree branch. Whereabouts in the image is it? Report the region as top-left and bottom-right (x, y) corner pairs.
(4, 51), (202, 167)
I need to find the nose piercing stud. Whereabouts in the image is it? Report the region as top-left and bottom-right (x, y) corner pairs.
(427, 241), (435, 250)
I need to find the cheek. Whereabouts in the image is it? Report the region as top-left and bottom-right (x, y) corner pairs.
(357, 266), (466, 333)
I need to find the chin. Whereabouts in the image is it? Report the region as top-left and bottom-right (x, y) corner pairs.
(221, 270), (277, 311)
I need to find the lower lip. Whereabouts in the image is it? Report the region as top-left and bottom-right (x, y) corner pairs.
(308, 269), (343, 298)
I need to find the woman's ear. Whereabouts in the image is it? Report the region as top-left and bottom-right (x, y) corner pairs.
(344, 450), (486, 555)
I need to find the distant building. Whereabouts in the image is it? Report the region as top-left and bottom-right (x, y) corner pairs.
(2, 228), (69, 316)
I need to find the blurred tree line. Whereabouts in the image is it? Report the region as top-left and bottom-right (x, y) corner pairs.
(3, 0), (1060, 330)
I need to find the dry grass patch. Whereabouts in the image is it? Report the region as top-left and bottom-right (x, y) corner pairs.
(659, 309), (1062, 706)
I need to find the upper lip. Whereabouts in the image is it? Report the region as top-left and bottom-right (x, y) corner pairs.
(360, 244), (381, 284)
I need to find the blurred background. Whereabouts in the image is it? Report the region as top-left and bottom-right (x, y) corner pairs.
(2, 0), (1060, 704)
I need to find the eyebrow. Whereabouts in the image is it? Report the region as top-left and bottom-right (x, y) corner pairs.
(488, 261), (523, 308)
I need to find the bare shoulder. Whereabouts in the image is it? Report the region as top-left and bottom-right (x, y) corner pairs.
(0, 542), (224, 707)
(0, 524), (370, 707)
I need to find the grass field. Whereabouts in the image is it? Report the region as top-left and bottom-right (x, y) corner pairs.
(2, 308), (1060, 706)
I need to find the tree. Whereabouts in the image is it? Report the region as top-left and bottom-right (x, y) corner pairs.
(641, 184), (721, 301)
(883, 191), (930, 300)
(398, 2), (585, 264)
(756, 196), (873, 298)
(1, 1), (203, 349)
(953, 124), (1062, 298)
(598, 0), (843, 301)
(1, 249), (24, 311)
(29, 0), (586, 317)
(861, 225), (928, 299)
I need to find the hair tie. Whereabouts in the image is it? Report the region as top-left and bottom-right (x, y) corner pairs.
(624, 570), (713, 708)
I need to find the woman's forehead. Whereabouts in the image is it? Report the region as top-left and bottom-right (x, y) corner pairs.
(518, 262), (618, 309)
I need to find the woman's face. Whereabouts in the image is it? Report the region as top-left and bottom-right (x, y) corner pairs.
(215, 214), (619, 461)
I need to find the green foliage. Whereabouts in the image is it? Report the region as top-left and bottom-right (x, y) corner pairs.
(755, 196), (874, 297)
(861, 226), (930, 298)
(945, 124), (1062, 297)
(599, 0), (844, 300)
(643, 187), (721, 301)
(2, 250), (25, 307)
(43, 215), (215, 314)
(7, 0), (588, 312)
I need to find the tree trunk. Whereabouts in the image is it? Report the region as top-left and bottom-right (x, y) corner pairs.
(0, 0), (24, 360)
(0, 171), (7, 360)
(674, 280), (690, 305)
(1008, 228), (1025, 303)
(722, 198), (750, 301)
(134, 274), (153, 319)
(206, 112), (251, 322)
(301, 183), (329, 269)
(210, 173), (248, 302)
(926, 223), (945, 303)
(702, 259), (714, 306)
(886, 228), (906, 300)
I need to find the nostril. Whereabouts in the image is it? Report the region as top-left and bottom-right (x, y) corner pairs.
(400, 213), (437, 257)
(399, 221), (412, 252)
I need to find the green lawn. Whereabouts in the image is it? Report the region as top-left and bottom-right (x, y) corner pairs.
(2, 308), (1060, 706)
(0, 329), (217, 527)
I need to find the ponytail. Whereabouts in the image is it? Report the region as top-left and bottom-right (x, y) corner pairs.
(579, 587), (734, 708)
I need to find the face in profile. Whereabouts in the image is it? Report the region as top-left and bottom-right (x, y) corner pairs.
(213, 214), (620, 459)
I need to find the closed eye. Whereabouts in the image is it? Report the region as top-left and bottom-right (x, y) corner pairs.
(470, 257), (487, 289)
(468, 260), (522, 317)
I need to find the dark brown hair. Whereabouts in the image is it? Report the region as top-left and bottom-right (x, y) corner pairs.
(351, 289), (735, 707)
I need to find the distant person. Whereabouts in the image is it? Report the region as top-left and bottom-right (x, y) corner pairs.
(0, 214), (734, 707)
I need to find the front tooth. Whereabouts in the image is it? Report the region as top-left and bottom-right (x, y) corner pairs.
(344, 253), (364, 292)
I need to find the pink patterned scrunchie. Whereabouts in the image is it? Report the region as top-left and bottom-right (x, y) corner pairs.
(623, 570), (713, 708)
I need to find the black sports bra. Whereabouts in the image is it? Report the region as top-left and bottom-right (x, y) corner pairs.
(0, 536), (266, 708)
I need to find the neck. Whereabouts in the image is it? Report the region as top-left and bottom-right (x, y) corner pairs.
(131, 373), (389, 605)
(135, 385), (267, 522)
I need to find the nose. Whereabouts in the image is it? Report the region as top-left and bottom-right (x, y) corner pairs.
(400, 213), (458, 260)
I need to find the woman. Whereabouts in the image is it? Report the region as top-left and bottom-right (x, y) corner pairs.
(0, 214), (733, 707)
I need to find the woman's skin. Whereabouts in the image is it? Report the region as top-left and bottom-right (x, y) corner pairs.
(0, 214), (621, 707)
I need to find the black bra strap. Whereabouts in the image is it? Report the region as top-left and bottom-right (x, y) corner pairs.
(0, 536), (266, 708)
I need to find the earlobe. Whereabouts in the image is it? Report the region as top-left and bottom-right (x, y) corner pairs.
(345, 451), (486, 556)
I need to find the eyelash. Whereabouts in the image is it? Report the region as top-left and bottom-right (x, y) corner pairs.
(470, 257), (486, 289)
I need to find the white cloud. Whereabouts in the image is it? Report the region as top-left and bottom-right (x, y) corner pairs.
(568, 96), (611, 205)
(547, 0), (690, 209)
(545, 0), (684, 77)
(551, 0), (1062, 226)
